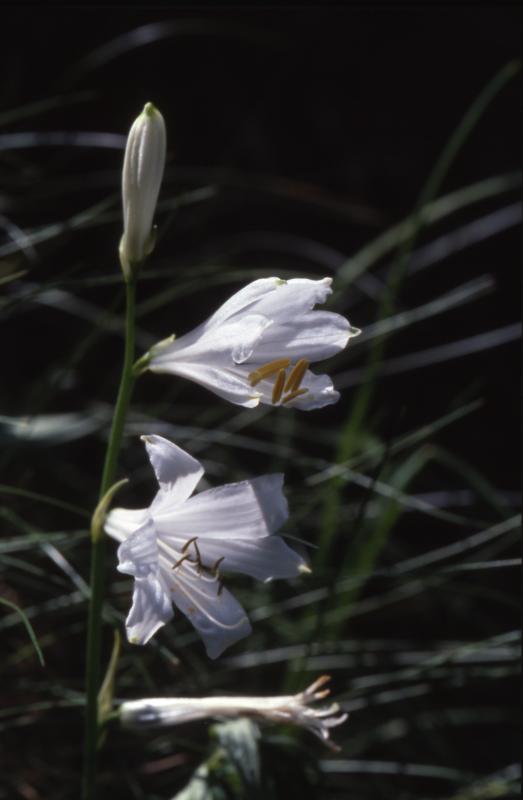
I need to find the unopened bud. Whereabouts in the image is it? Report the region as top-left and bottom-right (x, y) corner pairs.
(119, 102), (166, 279)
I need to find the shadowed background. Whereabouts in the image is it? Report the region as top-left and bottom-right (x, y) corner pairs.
(0, 8), (520, 800)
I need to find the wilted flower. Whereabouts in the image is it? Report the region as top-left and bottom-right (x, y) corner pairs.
(105, 434), (309, 658)
(119, 102), (166, 278)
(144, 276), (360, 409)
(119, 675), (348, 750)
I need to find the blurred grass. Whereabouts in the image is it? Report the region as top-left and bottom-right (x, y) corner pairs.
(0, 16), (521, 800)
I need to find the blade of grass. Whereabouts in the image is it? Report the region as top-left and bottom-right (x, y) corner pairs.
(0, 596), (45, 666)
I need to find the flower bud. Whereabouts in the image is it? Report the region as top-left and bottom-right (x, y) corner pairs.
(119, 102), (166, 279)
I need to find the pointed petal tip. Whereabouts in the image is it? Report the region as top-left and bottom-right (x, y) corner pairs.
(299, 563), (313, 575)
(143, 101), (159, 117)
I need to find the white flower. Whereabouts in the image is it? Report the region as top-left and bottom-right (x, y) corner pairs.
(119, 102), (166, 277)
(146, 277), (360, 409)
(105, 434), (309, 658)
(119, 675), (348, 751)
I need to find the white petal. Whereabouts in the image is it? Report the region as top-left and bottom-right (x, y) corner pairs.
(115, 519), (173, 645)
(149, 360), (261, 407)
(125, 573), (173, 645)
(249, 277), (333, 322)
(196, 534), (309, 582)
(249, 368), (339, 409)
(153, 474), (288, 539)
(250, 310), (352, 364)
(149, 315), (270, 368)
(105, 506), (149, 543)
(142, 434), (204, 504)
(117, 519), (158, 579)
(172, 566), (252, 658)
(203, 278), (283, 328)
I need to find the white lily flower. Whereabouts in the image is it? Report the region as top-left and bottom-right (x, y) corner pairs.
(119, 102), (166, 278)
(146, 276), (360, 409)
(105, 434), (309, 658)
(119, 675), (348, 751)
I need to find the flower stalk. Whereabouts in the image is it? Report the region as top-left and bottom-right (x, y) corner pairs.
(82, 278), (138, 799)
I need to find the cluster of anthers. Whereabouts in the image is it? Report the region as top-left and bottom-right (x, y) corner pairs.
(285, 674), (349, 751)
(248, 358), (310, 405)
(172, 536), (226, 596)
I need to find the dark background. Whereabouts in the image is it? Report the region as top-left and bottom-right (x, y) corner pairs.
(2, 7), (520, 487)
(0, 7), (520, 800)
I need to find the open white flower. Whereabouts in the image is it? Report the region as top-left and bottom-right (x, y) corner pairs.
(146, 277), (360, 409)
(119, 675), (348, 751)
(105, 434), (309, 658)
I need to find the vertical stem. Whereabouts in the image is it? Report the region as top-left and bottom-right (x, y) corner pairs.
(82, 279), (137, 799)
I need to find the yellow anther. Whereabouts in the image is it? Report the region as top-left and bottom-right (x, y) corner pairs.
(248, 358), (291, 387)
(282, 387), (309, 405)
(271, 368), (287, 404)
(284, 358), (309, 394)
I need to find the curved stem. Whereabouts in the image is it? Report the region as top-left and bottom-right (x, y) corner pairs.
(82, 279), (137, 799)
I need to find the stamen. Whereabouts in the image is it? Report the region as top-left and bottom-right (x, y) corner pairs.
(192, 539), (202, 567)
(211, 556), (225, 576)
(271, 368), (286, 404)
(282, 387), (309, 405)
(284, 359), (309, 394)
(172, 553), (191, 570)
(248, 358), (291, 387)
(175, 537), (204, 572)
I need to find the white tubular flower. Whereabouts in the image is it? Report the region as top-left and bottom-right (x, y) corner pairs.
(105, 434), (309, 658)
(147, 277), (361, 409)
(119, 102), (166, 278)
(119, 675), (348, 751)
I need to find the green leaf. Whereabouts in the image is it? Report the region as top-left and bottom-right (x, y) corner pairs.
(0, 596), (45, 666)
(173, 719), (262, 800)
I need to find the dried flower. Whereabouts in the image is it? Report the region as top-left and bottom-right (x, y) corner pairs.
(119, 675), (348, 750)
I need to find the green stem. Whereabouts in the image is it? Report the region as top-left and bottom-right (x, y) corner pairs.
(82, 279), (137, 799)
